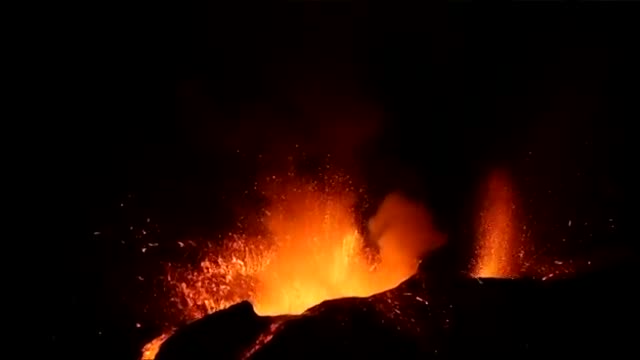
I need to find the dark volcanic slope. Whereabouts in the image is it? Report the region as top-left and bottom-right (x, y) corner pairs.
(155, 301), (294, 360)
(156, 259), (638, 360)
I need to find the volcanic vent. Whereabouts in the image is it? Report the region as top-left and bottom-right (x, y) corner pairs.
(141, 168), (445, 359)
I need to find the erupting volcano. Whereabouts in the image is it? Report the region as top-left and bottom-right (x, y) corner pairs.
(140, 167), (583, 359)
(141, 170), (442, 359)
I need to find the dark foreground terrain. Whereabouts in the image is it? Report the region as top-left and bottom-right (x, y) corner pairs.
(156, 253), (638, 360)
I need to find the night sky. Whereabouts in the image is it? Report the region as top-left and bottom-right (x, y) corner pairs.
(44, 3), (635, 360)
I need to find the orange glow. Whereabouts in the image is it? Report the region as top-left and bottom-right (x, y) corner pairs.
(168, 173), (436, 317)
(251, 175), (375, 315)
(472, 170), (518, 278)
(141, 333), (171, 360)
(142, 171), (442, 359)
(471, 170), (577, 280)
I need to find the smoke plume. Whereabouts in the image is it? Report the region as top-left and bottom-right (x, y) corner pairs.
(368, 192), (446, 276)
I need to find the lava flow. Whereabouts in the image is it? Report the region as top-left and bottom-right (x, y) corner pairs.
(141, 172), (441, 359)
(141, 334), (171, 360)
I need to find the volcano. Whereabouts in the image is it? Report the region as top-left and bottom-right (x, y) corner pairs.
(153, 247), (637, 359)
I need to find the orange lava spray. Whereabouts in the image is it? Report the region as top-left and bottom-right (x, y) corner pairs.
(472, 170), (518, 278)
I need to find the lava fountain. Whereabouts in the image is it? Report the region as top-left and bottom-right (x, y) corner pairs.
(472, 170), (518, 278)
(141, 171), (442, 359)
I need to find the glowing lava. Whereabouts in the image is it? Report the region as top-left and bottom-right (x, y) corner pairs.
(142, 172), (441, 359)
(471, 170), (577, 280)
(141, 333), (171, 360)
(168, 174), (418, 317)
(472, 170), (518, 278)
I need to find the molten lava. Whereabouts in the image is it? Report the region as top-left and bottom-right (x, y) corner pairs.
(141, 333), (171, 360)
(169, 174), (428, 318)
(142, 172), (441, 359)
(471, 170), (577, 280)
(140, 167), (582, 359)
(473, 170), (518, 278)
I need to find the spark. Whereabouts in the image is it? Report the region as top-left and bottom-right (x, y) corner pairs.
(415, 296), (428, 305)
